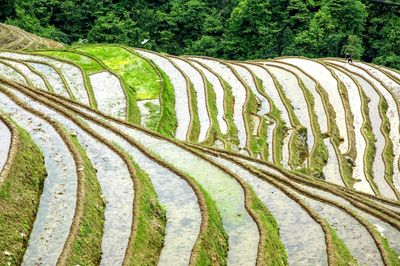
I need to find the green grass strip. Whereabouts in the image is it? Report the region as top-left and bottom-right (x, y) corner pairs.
(315, 83), (356, 187)
(66, 136), (105, 265)
(249, 187), (288, 265)
(0, 120), (46, 264)
(380, 99), (395, 187)
(329, 225), (357, 266)
(194, 187), (228, 266)
(297, 78), (328, 178)
(188, 81), (201, 142)
(123, 156), (166, 265)
(36, 51), (103, 75)
(156, 67), (177, 138)
(202, 80), (222, 145)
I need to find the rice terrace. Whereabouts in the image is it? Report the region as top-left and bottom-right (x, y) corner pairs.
(0, 2), (400, 264)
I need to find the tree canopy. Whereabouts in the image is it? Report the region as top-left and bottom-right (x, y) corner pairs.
(2, 0), (400, 68)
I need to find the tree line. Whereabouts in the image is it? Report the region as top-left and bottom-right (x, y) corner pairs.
(1, 0), (399, 68)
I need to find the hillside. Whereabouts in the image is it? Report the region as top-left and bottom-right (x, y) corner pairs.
(0, 25), (399, 266)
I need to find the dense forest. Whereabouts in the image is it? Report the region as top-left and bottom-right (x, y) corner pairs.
(1, 0), (399, 68)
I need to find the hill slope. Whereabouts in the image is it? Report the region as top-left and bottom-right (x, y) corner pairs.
(0, 25), (399, 266)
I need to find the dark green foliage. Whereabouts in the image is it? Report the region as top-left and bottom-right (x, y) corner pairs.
(1, 0), (400, 68)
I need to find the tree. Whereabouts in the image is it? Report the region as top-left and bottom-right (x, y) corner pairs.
(87, 12), (134, 45)
(222, 0), (277, 59)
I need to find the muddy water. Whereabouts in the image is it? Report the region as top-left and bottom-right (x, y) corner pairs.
(232, 63), (270, 115)
(109, 124), (259, 265)
(232, 156), (389, 264)
(190, 61), (228, 134)
(264, 64), (314, 154)
(206, 154), (328, 265)
(332, 68), (373, 194)
(279, 58), (349, 154)
(0, 61), (27, 84)
(294, 183), (400, 256)
(382, 68), (400, 81)
(86, 120), (202, 266)
(190, 57), (248, 150)
(10, 84), (202, 265)
(29, 62), (69, 97)
(244, 64), (291, 126)
(267, 61), (329, 133)
(89, 72), (126, 119)
(0, 89), (77, 266)
(170, 57), (211, 142)
(347, 73), (395, 199)
(0, 52), (89, 105)
(322, 138), (345, 186)
(6, 86), (135, 265)
(0, 117), (11, 176)
(135, 50), (190, 141)
(328, 60), (400, 193)
(2, 60), (47, 90)
(74, 103), (259, 265)
(290, 188), (383, 265)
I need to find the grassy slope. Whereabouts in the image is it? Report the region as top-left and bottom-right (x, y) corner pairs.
(297, 79), (328, 178)
(156, 67), (177, 138)
(74, 45), (159, 124)
(124, 157), (166, 265)
(188, 81), (201, 142)
(0, 123), (46, 264)
(36, 51), (104, 74)
(329, 225), (357, 266)
(249, 188), (288, 265)
(75, 46), (160, 99)
(66, 136), (105, 265)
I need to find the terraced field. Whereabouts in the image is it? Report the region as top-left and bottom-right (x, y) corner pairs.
(1, 27), (400, 266)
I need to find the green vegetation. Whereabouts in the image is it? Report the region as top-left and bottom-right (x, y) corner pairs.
(75, 46), (160, 100)
(37, 51), (104, 74)
(66, 136), (105, 265)
(0, 121), (46, 264)
(74, 45), (161, 123)
(249, 187), (288, 265)
(156, 66), (177, 138)
(187, 81), (201, 142)
(329, 225), (357, 265)
(194, 188), (228, 265)
(144, 101), (161, 131)
(298, 79), (328, 178)
(380, 98), (395, 185)
(3, 0), (399, 69)
(124, 157), (166, 265)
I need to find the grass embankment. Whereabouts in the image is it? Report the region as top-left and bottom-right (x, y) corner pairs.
(249, 188), (288, 265)
(155, 65), (177, 138)
(380, 98), (395, 188)
(74, 45), (160, 124)
(315, 83), (356, 187)
(254, 77), (285, 163)
(193, 187), (228, 265)
(329, 225), (357, 265)
(246, 89), (267, 158)
(358, 81), (380, 194)
(36, 51), (104, 74)
(268, 72), (308, 169)
(0, 119), (47, 264)
(66, 136), (105, 265)
(202, 79), (222, 145)
(123, 156), (166, 265)
(297, 78), (328, 178)
(187, 81), (201, 142)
